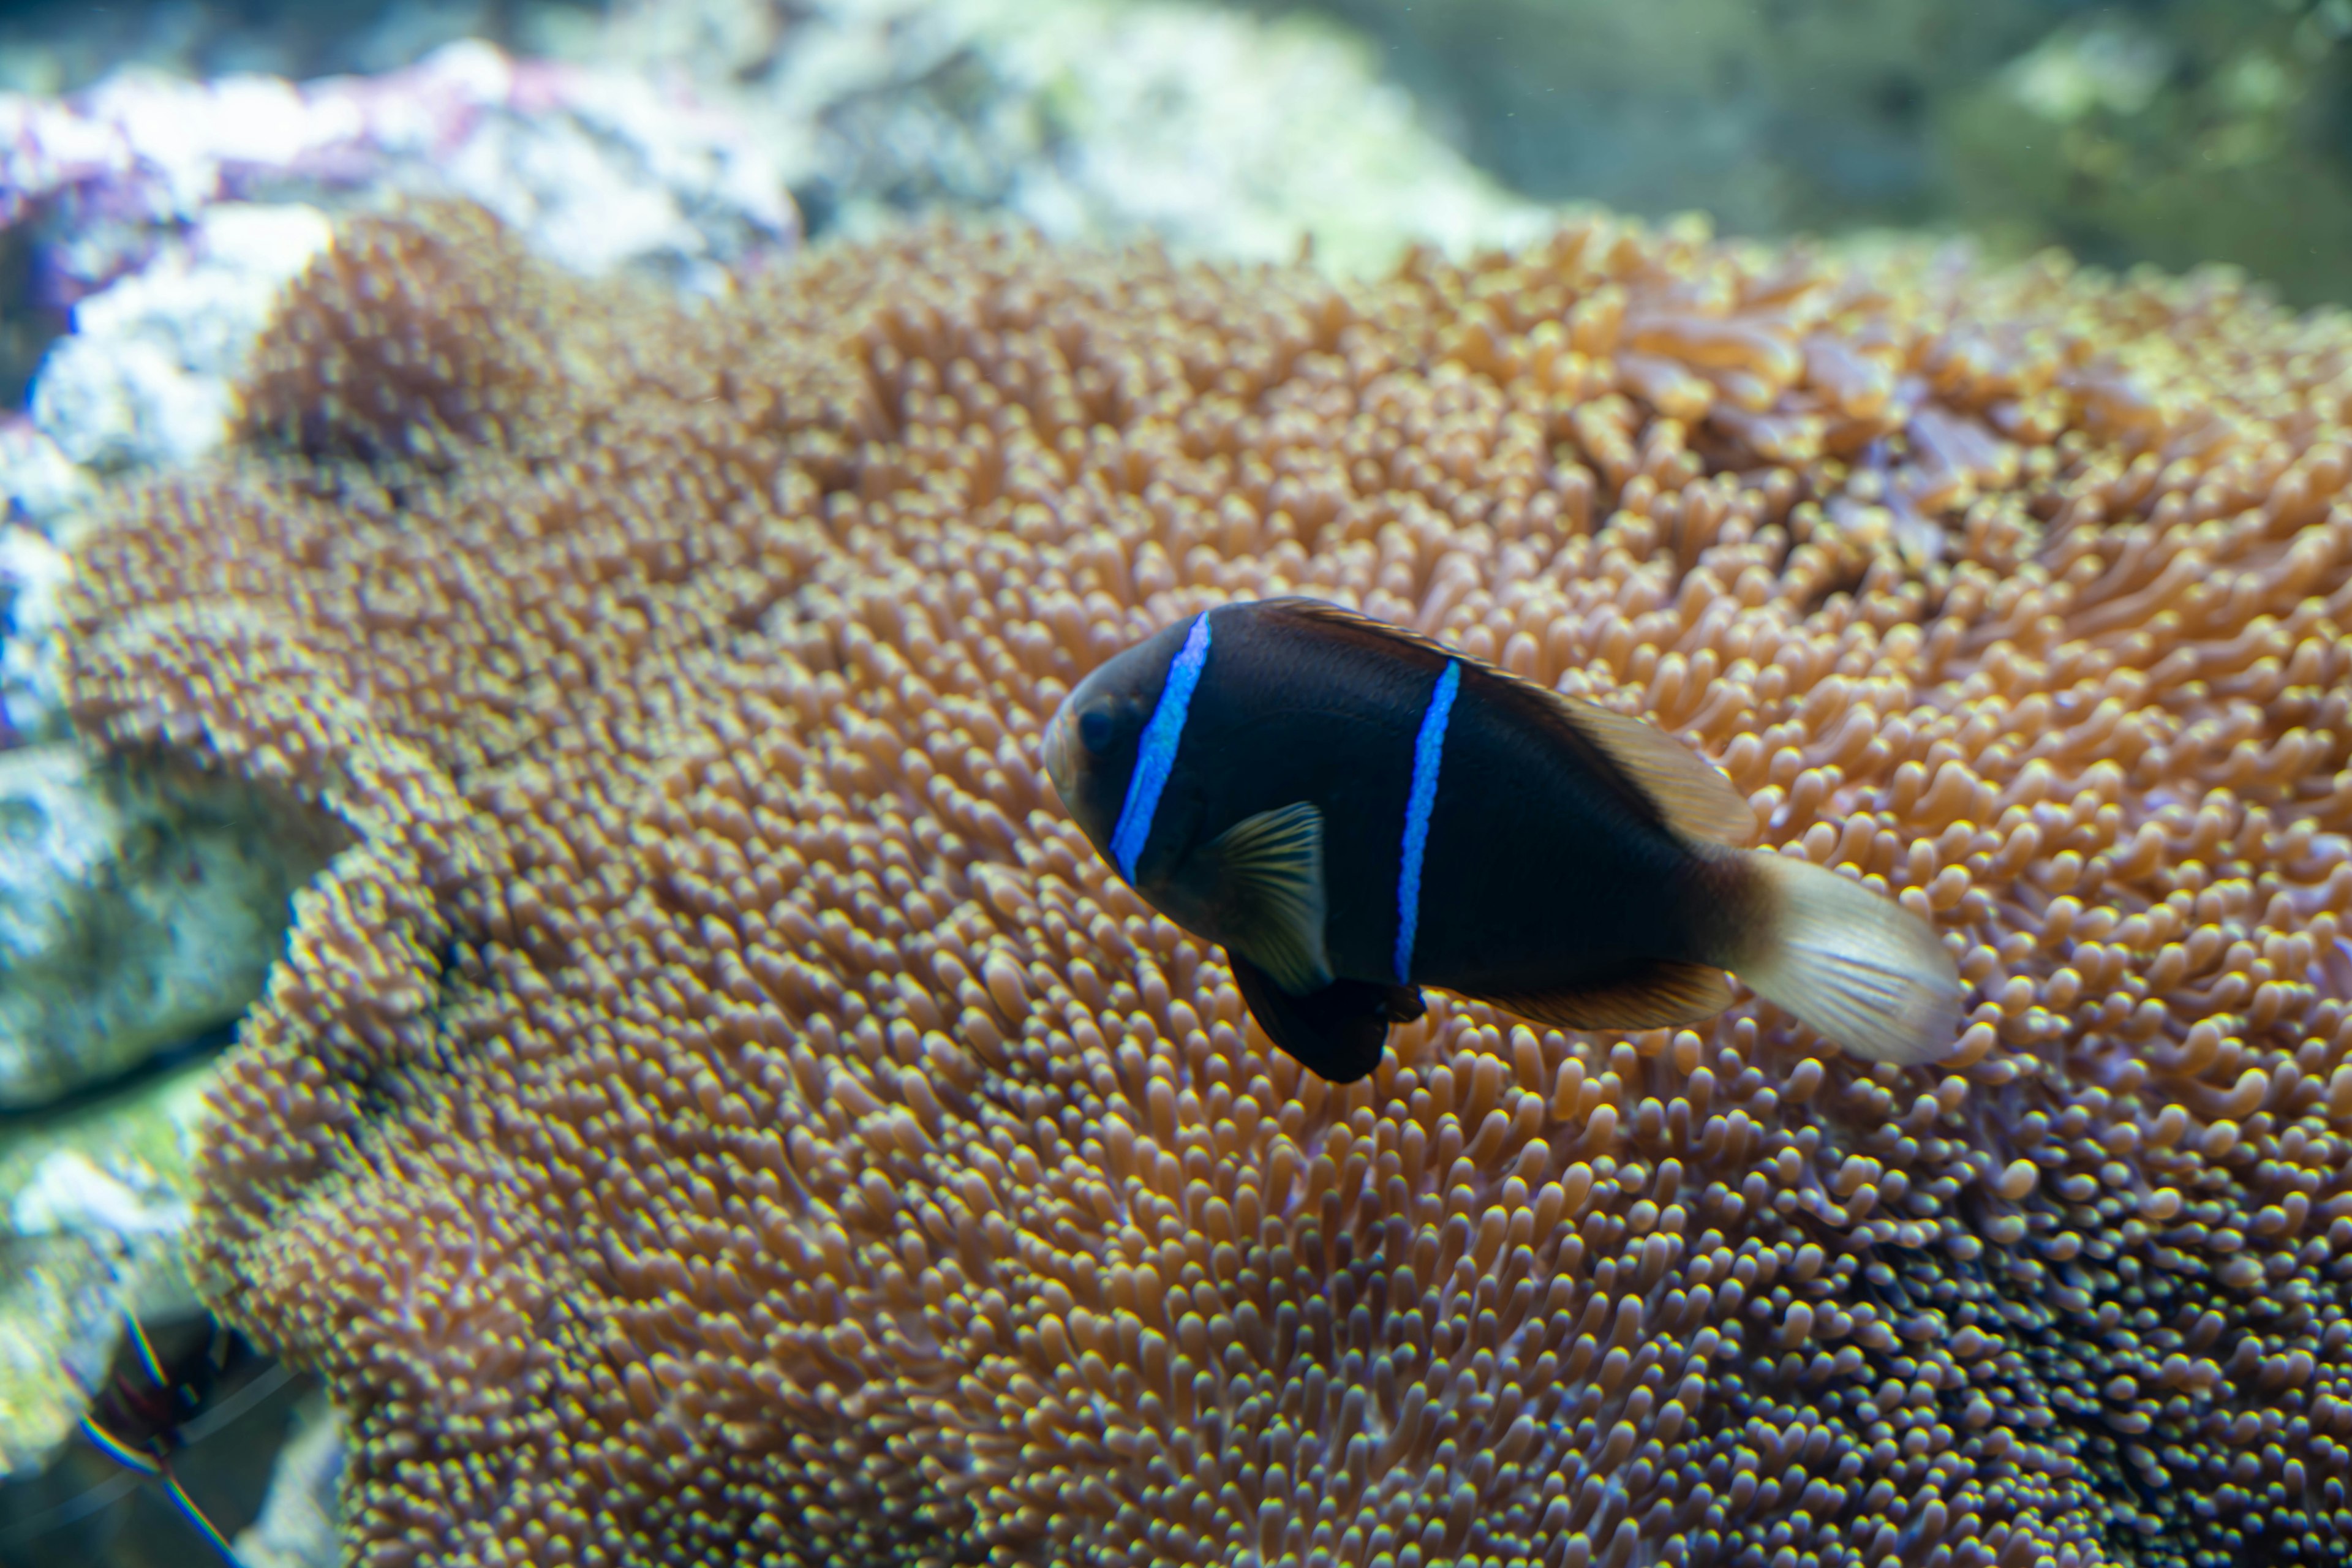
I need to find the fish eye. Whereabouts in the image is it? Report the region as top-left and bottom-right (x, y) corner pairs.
(1078, 709), (1117, 755)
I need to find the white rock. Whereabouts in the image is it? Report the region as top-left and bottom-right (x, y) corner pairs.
(0, 524), (74, 742)
(0, 742), (336, 1110)
(32, 332), (227, 468)
(232, 1398), (347, 1568)
(30, 202), (332, 470)
(982, 0), (1548, 270)
(0, 424), (93, 530)
(639, 0), (1541, 276)
(9, 43), (797, 484)
(0, 1052), (211, 1480)
(408, 48), (794, 292)
(11, 1148), (189, 1237)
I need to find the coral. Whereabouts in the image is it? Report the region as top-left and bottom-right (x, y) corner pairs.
(62, 204), (2352, 1567)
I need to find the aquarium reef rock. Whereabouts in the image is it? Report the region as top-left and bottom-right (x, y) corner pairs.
(63, 203), (2352, 1567)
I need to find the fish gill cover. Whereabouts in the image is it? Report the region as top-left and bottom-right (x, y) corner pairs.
(58, 201), (2352, 1566)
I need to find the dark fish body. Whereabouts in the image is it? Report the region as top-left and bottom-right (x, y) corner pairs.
(1044, 598), (1961, 1082)
(1088, 606), (1732, 992)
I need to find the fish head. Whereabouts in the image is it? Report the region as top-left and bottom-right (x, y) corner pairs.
(1042, 627), (1186, 851)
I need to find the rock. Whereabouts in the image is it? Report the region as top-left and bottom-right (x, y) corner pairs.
(0, 40), (796, 310)
(586, 0), (1544, 274)
(0, 1051), (209, 1481)
(231, 1395), (345, 1568)
(0, 744), (338, 1110)
(0, 38), (801, 551)
(0, 423), (91, 531)
(10, 1146), (190, 1237)
(29, 203), (335, 472)
(0, 0), (537, 97)
(1268, 0), (2053, 236)
(1942, 8), (2352, 309)
(1296, 0), (2352, 309)
(0, 521), (74, 745)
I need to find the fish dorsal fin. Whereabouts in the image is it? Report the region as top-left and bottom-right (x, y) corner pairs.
(1472, 959), (1737, 1032)
(1532, 692), (1757, 846)
(1199, 801), (1334, 995)
(1253, 597), (1754, 848)
(1255, 597), (1466, 666)
(1227, 955), (1400, 1084)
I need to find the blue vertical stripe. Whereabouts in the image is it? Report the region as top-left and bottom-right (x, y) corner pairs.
(1110, 612), (1213, 881)
(1393, 660), (1461, 983)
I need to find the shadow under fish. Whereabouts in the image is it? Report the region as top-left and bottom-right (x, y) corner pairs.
(1043, 598), (1962, 1082)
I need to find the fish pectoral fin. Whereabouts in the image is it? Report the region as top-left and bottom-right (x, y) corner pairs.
(1471, 960), (1736, 1031)
(1228, 954), (1403, 1084)
(1537, 693), (1757, 846)
(1199, 801), (1333, 994)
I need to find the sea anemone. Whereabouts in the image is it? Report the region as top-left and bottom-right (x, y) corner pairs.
(64, 205), (2352, 1567)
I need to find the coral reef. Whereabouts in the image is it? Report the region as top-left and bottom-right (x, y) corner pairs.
(64, 203), (2352, 1566)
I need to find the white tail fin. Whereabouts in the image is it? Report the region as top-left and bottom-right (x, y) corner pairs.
(1729, 852), (1964, 1065)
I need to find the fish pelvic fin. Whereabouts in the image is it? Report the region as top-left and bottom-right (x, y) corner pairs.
(1228, 954), (1411, 1084)
(1197, 801), (1333, 995)
(1471, 960), (1735, 1033)
(1726, 851), (1964, 1065)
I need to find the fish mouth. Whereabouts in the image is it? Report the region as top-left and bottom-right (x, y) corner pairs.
(1041, 694), (1079, 805)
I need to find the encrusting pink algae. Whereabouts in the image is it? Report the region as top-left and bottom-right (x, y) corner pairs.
(60, 202), (2352, 1567)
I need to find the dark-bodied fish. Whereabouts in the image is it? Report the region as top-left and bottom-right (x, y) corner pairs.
(1042, 597), (1961, 1083)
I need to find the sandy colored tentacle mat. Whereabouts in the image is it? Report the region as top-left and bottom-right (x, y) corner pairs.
(64, 204), (2352, 1567)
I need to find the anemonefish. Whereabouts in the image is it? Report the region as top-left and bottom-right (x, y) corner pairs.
(1042, 598), (1962, 1083)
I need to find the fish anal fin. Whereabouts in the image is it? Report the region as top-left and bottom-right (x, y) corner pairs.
(1253, 597), (1752, 846)
(1229, 954), (1401, 1084)
(1197, 801), (1332, 995)
(1472, 960), (1736, 1032)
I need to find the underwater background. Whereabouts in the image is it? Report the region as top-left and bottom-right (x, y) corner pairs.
(2, 2), (2351, 1566)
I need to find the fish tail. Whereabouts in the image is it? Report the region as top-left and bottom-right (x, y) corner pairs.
(1722, 850), (1963, 1065)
